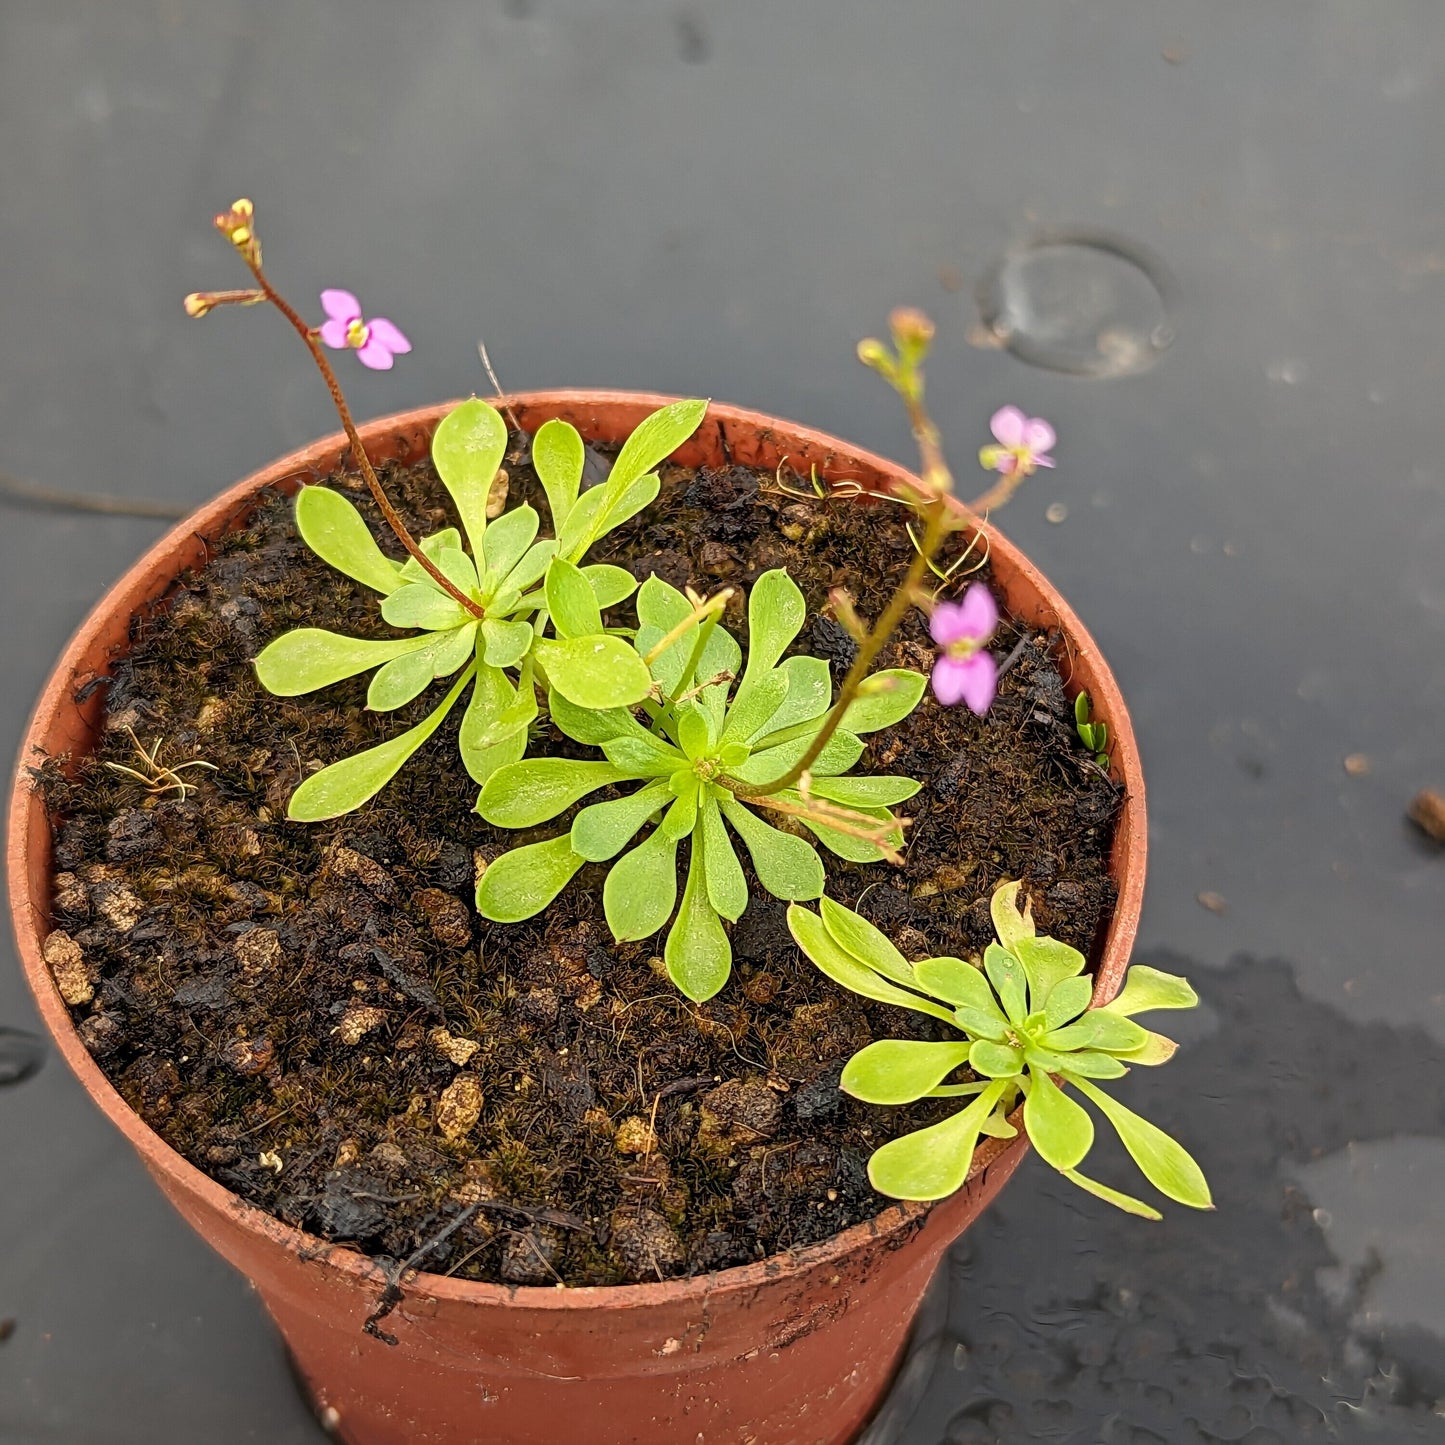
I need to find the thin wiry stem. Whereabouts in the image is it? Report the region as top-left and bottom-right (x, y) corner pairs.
(200, 209), (483, 618)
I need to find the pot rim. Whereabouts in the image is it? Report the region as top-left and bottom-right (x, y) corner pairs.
(7, 390), (1145, 1312)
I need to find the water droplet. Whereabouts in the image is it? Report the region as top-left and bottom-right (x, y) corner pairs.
(976, 230), (1175, 378)
(0, 1028), (46, 1087)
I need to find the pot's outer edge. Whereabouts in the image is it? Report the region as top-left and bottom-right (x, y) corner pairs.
(7, 393), (1143, 1443)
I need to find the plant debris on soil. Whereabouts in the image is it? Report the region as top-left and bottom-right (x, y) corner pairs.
(38, 439), (1120, 1287)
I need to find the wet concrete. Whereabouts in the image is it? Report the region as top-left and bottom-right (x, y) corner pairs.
(2, 2), (1443, 1440)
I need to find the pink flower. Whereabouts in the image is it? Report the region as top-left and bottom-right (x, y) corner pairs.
(930, 583), (998, 715)
(979, 405), (1055, 478)
(318, 289), (411, 371)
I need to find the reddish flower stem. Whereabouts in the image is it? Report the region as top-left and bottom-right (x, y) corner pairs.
(218, 239), (483, 618)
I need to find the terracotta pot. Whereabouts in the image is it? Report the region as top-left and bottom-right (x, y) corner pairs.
(8, 393), (1146, 1445)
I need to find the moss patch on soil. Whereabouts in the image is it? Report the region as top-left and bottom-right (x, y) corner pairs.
(40, 441), (1119, 1286)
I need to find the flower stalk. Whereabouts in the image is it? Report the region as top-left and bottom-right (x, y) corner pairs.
(187, 199), (482, 618)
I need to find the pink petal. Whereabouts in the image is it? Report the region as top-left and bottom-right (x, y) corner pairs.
(366, 317), (411, 354)
(990, 405), (1026, 448)
(930, 600), (969, 647)
(931, 655), (971, 706)
(355, 336), (396, 370)
(1033, 454), (1056, 468)
(956, 652), (998, 716)
(1022, 417), (1055, 454)
(955, 583), (998, 641)
(318, 317), (350, 350)
(320, 289), (361, 323)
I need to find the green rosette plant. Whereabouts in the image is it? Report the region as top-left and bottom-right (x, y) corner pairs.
(474, 567), (926, 1002)
(787, 882), (1212, 1219)
(251, 394), (707, 821)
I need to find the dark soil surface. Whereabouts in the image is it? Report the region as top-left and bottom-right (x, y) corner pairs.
(39, 442), (1119, 1287)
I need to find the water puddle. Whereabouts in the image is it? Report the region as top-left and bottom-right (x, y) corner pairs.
(974, 231), (1176, 378)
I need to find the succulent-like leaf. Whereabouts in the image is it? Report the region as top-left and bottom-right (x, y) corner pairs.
(968, 1039), (1024, 1078)
(990, 881), (1035, 951)
(1070, 1077), (1214, 1209)
(746, 569), (806, 672)
(955, 1012), (1009, 1046)
(717, 795), (824, 901)
(367, 623), (476, 710)
(1060, 1168), (1163, 1221)
(1053, 1052), (1129, 1079)
(787, 906), (953, 1022)
(459, 662), (525, 784)
(660, 773), (701, 838)
(865, 1081), (1009, 1201)
(1041, 974), (1094, 1031)
(563, 399), (705, 559)
(664, 831), (732, 1002)
(601, 730), (686, 779)
(572, 782), (670, 862)
(1013, 935), (1087, 1008)
(434, 545), (481, 597)
(980, 1111), (1020, 1140)
(698, 796), (748, 921)
(839, 670), (926, 733)
(481, 617), (534, 668)
(475, 834), (586, 923)
(720, 668), (789, 746)
(755, 655), (831, 739)
(548, 691), (636, 746)
(609, 399), (708, 493)
(674, 701), (714, 762)
(559, 396), (703, 557)
(254, 628), (433, 696)
(841, 1040), (972, 1105)
(398, 528), (463, 583)
(532, 417), (585, 531)
(545, 557), (604, 639)
(461, 665), (538, 755)
(480, 504), (539, 593)
(819, 897), (914, 987)
(381, 582), (472, 632)
(478, 758), (626, 828)
(913, 956), (1003, 1017)
(501, 539), (558, 597)
(534, 635), (654, 709)
(1075, 691), (1091, 726)
(583, 564), (639, 610)
(805, 775), (921, 808)
(1100, 966), (1199, 1018)
(1022, 1068), (1094, 1170)
(551, 484), (604, 562)
(287, 665), (474, 822)
(1044, 1011), (1149, 1055)
(729, 729), (863, 784)
(431, 397), (508, 556)
(1111, 1031), (1180, 1067)
(726, 569), (804, 728)
(604, 818), (682, 940)
(294, 486), (403, 596)
(984, 943), (1029, 1026)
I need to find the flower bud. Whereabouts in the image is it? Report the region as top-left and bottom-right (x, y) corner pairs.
(213, 197), (261, 265)
(888, 307), (935, 348)
(183, 292), (213, 318)
(855, 338), (894, 375)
